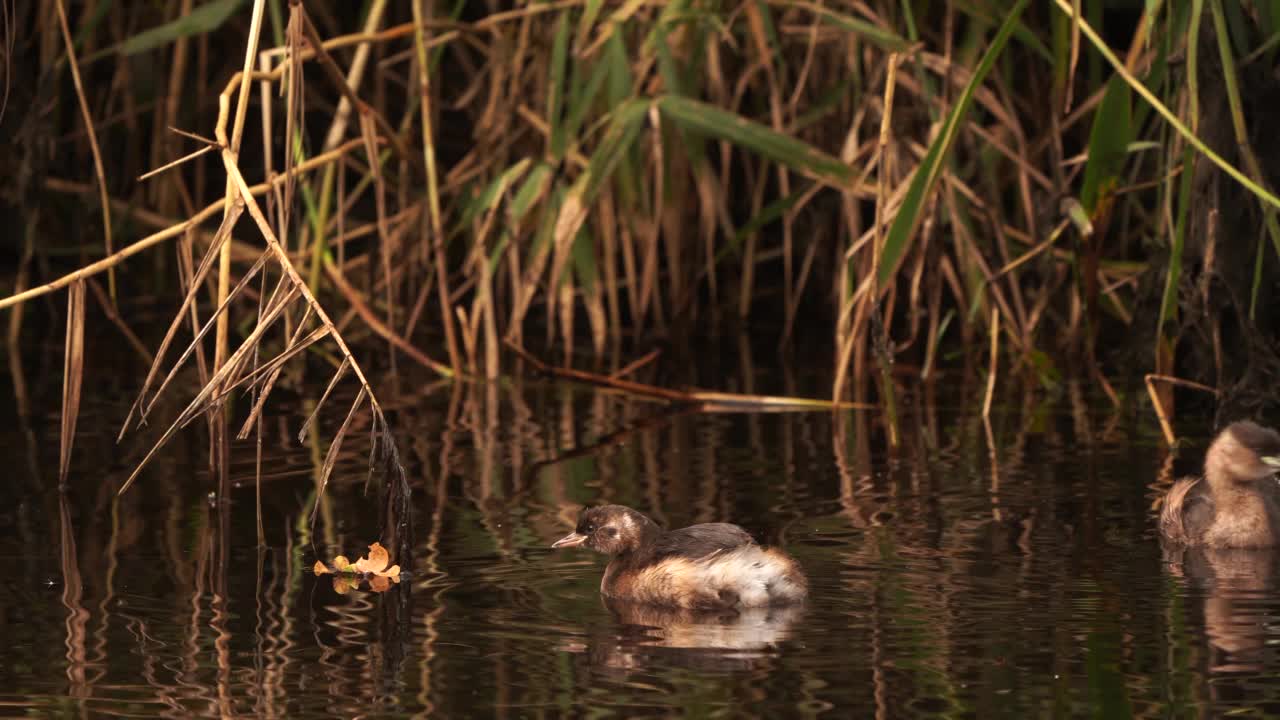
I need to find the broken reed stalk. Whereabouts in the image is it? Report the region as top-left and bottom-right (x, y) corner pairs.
(506, 341), (871, 411)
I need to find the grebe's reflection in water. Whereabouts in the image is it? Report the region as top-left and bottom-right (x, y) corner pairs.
(561, 598), (804, 673)
(1164, 543), (1280, 674)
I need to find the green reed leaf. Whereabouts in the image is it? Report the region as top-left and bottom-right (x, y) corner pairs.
(781, 1), (908, 52)
(548, 12), (572, 160)
(656, 95), (853, 188)
(877, 0), (1029, 286)
(1080, 74), (1132, 214)
(121, 0), (249, 56)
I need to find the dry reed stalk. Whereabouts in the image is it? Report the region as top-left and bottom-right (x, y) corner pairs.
(301, 14), (418, 173)
(59, 280), (85, 487)
(320, 0), (388, 151)
(611, 349), (661, 379)
(988, 218), (1029, 349)
(404, 251), (436, 340)
(508, 341), (870, 409)
(1144, 374), (1219, 446)
(215, 0), (266, 390)
(831, 241), (861, 403)
(138, 143), (218, 183)
(309, 387), (367, 526)
(597, 190), (622, 355)
(86, 278), (152, 364)
(53, 0), (115, 303)
(982, 306), (999, 420)
(122, 204), (248, 434)
(176, 231), (212, 390)
(6, 225), (34, 419)
(118, 283), (302, 492)
(0, 0), (11, 125)
(113, 90), (406, 497)
(156, 0), (195, 223)
(172, 285), (305, 420)
(478, 248), (501, 381)
(222, 150), (389, 401)
(236, 301), (317, 439)
(298, 357), (350, 443)
(993, 219), (1070, 278)
(642, 105), (664, 330)
(413, 0), (462, 373)
(780, 233), (822, 344)
(982, 413), (1002, 522)
(255, 51), (275, 234)
(6, 140), (367, 311)
(453, 305), (475, 374)
(323, 259), (452, 376)
(278, 3), (305, 251)
(253, 401), (264, 545)
(558, 277), (575, 367)
(357, 112), (397, 364)
(248, 248), (271, 548)
(22, 0), (1268, 473)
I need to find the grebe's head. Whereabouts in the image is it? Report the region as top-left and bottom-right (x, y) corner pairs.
(1206, 421), (1280, 484)
(551, 505), (658, 555)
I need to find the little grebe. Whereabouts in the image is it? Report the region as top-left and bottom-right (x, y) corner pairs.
(1160, 421), (1280, 548)
(551, 505), (808, 609)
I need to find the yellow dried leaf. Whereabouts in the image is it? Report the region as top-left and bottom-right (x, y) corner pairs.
(333, 555), (351, 571)
(313, 561), (331, 576)
(378, 564), (401, 579)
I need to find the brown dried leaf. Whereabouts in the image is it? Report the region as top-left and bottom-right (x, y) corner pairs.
(353, 542), (390, 574)
(316, 543), (401, 593)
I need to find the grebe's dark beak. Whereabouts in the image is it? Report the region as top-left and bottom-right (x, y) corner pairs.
(552, 531), (588, 549)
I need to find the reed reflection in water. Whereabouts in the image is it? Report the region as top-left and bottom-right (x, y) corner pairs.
(7, 365), (1280, 715)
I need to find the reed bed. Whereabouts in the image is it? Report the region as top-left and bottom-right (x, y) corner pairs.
(6, 0), (1280, 505)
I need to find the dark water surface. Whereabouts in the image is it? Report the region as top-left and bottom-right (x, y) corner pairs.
(3, 352), (1279, 718)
